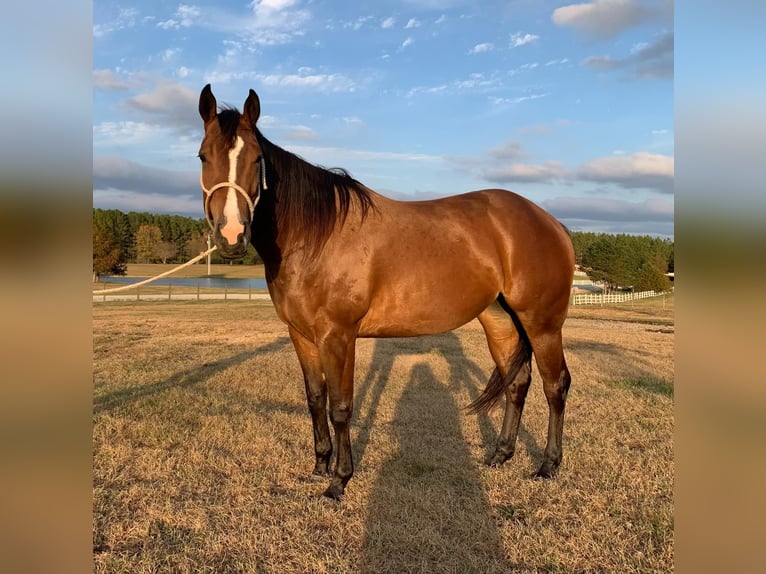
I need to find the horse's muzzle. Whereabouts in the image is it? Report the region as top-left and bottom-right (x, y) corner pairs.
(213, 226), (250, 259)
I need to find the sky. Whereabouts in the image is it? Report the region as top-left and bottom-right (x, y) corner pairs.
(93, 0), (674, 237)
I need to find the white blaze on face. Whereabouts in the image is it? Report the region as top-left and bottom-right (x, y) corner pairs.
(220, 136), (245, 245)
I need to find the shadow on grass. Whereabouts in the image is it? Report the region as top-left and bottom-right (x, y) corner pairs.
(353, 334), (542, 470)
(360, 362), (512, 573)
(610, 378), (674, 398)
(94, 337), (291, 414)
(567, 339), (673, 398)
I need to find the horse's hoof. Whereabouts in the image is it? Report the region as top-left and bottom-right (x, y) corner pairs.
(485, 450), (513, 467)
(322, 484), (344, 501)
(533, 463), (559, 479)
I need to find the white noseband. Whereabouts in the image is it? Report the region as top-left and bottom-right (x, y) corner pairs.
(200, 156), (267, 231)
(201, 177), (256, 231)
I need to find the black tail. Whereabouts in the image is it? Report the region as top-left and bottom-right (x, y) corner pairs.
(467, 295), (533, 414)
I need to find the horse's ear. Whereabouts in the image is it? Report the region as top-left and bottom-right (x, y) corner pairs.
(243, 89), (261, 127)
(199, 84), (217, 123)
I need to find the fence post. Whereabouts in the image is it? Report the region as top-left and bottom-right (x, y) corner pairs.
(197, 284), (200, 301)
(168, 284), (172, 301)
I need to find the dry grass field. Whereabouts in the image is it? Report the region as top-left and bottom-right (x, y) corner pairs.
(93, 296), (673, 573)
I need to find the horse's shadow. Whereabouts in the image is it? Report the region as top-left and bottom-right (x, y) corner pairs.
(353, 333), (542, 469)
(93, 337), (292, 414)
(356, 335), (522, 573)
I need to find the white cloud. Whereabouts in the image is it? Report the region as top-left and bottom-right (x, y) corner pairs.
(381, 16), (396, 29)
(258, 0), (299, 9)
(121, 81), (200, 133)
(244, 0), (311, 45)
(93, 8), (139, 37)
(256, 71), (357, 93)
(94, 188), (202, 215)
(405, 18), (421, 29)
(407, 73), (500, 97)
(93, 69), (133, 90)
(435, 15), (446, 25)
(490, 93), (549, 105)
(126, 82), (197, 114)
(582, 32), (673, 80)
(284, 125), (317, 141)
(510, 32), (539, 47)
(552, 0), (655, 39)
(93, 121), (165, 145)
(407, 84), (448, 97)
(343, 16), (373, 30)
(157, 4), (201, 30)
(162, 48), (181, 61)
(468, 43), (494, 54)
(93, 155), (199, 193)
(286, 145), (440, 165)
(343, 117), (365, 128)
(482, 161), (569, 183)
(577, 152), (674, 193)
(542, 196), (674, 223)
(488, 141), (528, 161)
(401, 37), (414, 49)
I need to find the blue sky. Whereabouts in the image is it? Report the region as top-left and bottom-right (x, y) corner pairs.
(93, 0), (674, 237)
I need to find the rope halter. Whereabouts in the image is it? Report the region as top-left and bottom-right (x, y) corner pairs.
(200, 156), (268, 231)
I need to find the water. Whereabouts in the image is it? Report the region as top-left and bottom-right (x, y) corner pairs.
(99, 276), (268, 290)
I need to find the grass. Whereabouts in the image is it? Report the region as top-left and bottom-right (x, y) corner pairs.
(611, 378), (674, 398)
(93, 299), (673, 573)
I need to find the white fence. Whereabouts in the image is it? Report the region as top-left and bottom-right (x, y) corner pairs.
(570, 290), (664, 306)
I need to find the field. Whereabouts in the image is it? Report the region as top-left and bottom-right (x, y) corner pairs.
(93, 296), (673, 573)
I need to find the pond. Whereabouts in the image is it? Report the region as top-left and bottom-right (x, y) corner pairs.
(99, 276), (268, 290)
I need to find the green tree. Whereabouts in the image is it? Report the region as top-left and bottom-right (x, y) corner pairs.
(186, 232), (209, 261)
(93, 209), (131, 277)
(581, 236), (632, 292)
(569, 231), (599, 267)
(135, 223), (162, 263)
(92, 221), (127, 281)
(635, 262), (671, 292)
(155, 240), (177, 264)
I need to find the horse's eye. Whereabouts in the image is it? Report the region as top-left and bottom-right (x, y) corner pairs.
(198, 153), (206, 163)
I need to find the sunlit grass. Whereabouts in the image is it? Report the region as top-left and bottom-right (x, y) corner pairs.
(93, 300), (673, 573)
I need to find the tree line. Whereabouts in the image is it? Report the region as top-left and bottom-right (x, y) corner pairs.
(92, 208), (262, 278)
(571, 230), (674, 293)
(93, 208), (674, 291)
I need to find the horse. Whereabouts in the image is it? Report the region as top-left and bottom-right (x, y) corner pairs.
(197, 84), (575, 499)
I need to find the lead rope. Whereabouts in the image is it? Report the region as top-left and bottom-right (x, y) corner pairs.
(92, 245), (218, 295)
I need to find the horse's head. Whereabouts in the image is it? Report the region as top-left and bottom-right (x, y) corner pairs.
(198, 84), (266, 259)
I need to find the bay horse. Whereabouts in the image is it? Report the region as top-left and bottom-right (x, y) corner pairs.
(197, 84), (575, 499)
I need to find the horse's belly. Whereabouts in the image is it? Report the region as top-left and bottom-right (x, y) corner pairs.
(357, 288), (496, 338)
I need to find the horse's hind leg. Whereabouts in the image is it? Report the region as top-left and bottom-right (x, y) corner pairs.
(477, 305), (533, 467)
(525, 327), (571, 477)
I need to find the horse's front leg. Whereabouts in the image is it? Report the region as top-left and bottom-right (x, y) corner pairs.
(289, 327), (333, 477)
(317, 327), (357, 500)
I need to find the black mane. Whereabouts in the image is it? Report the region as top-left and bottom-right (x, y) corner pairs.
(216, 107), (375, 255)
